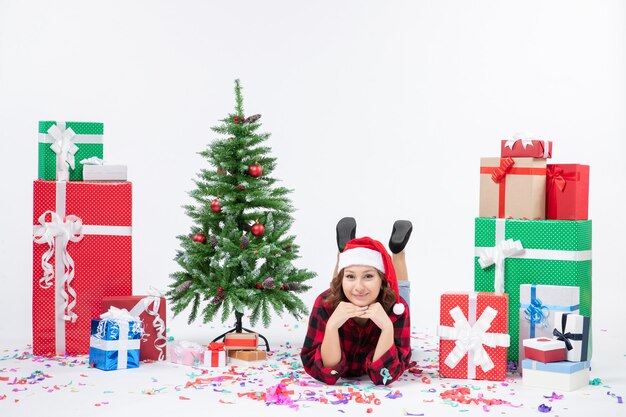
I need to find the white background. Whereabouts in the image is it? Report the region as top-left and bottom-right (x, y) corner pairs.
(0, 0), (625, 348)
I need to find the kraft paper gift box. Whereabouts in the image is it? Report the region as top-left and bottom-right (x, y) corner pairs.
(500, 137), (552, 159)
(522, 359), (590, 391)
(523, 337), (567, 363)
(224, 332), (258, 350)
(438, 292), (510, 381)
(204, 342), (227, 367)
(519, 284), (580, 362)
(479, 157), (547, 219)
(89, 308), (142, 371)
(102, 295), (167, 361)
(474, 217), (592, 362)
(32, 180), (133, 355)
(553, 312), (591, 362)
(169, 341), (204, 366)
(38, 121), (104, 181)
(228, 350), (268, 361)
(546, 164), (590, 220)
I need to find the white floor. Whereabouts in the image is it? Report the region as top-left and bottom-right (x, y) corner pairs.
(1, 321), (624, 417)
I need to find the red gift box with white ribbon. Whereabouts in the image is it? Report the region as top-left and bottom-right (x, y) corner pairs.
(501, 136), (552, 159)
(32, 180), (132, 355)
(102, 294), (167, 361)
(438, 292), (510, 381)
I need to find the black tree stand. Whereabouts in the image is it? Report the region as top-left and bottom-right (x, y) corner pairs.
(212, 311), (270, 351)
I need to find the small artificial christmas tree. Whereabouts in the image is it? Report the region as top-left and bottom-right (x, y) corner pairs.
(168, 80), (316, 329)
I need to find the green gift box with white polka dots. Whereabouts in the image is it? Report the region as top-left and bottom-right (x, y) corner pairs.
(473, 217), (592, 362)
(38, 121), (104, 181)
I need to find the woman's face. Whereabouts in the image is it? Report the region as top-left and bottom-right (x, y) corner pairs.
(342, 265), (383, 307)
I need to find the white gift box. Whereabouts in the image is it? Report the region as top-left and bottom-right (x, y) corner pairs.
(204, 349), (227, 367)
(522, 359), (590, 391)
(83, 164), (127, 181)
(553, 312), (591, 362)
(519, 284), (580, 362)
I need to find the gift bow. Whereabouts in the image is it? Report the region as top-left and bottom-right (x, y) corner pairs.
(524, 298), (549, 328)
(490, 157), (515, 183)
(439, 306), (510, 373)
(477, 238), (524, 294)
(48, 124), (78, 175)
(208, 342), (225, 351)
(547, 166), (580, 192)
(504, 133), (549, 158)
(33, 210), (84, 322)
(552, 314), (583, 351)
(129, 288), (167, 360)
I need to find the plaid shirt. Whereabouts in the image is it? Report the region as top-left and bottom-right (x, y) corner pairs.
(300, 290), (412, 385)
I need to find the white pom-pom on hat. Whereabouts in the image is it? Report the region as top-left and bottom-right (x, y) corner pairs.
(393, 303), (405, 315)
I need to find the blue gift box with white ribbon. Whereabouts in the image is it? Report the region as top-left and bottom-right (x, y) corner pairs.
(518, 284), (580, 363)
(89, 307), (143, 371)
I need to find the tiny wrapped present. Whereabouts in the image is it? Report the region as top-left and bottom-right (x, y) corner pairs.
(82, 157), (127, 181)
(474, 217), (592, 362)
(102, 292), (167, 361)
(479, 157), (547, 219)
(523, 337), (566, 363)
(522, 359), (590, 391)
(224, 332), (258, 350)
(204, 342), (227, 367)
(170, 341), (204, 366)
(553, 312), (591, 362)
(32, 180), (133, 355)
(228, 349), (267, 361)
(500, 135), (552, 159)
(438, 292), (510, 381)
(38, 121), (104, 181)
(89, 307), (142, 371)
(546, 164), (590, 220)
(518, 284), (580, 362)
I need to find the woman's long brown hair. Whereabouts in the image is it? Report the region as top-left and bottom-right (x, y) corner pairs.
(324, 268), (397, 313)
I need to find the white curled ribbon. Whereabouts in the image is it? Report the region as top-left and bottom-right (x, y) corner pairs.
(80, 156), (105, 165)
(503, 133), (550, 158)
(47, 124), (78, 178)
(438, 306), (510, 375)
(477, 239), (524, 294)
(129, 287), (167, 360)
(33, 210), (84, 322)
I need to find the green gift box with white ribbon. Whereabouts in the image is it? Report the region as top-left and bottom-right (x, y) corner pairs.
(38, 121), (104, 181)
(473, 217), (592, 362)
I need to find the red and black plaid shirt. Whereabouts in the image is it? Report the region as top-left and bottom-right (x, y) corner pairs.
(300, 290), (412, 385)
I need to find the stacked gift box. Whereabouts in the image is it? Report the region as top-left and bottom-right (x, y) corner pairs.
(32, 120), (168, 370)
(438, 134), (592, 384)
(471, 135), (592, 389)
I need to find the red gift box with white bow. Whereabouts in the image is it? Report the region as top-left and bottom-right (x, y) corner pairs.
(32, 180), (132, 355)
(439, 292), (510, 381)
(102, 295), (167, 361)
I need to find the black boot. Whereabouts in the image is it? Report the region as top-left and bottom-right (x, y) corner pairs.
(389, 220), (412, 254)
(336, 217), (356, 252)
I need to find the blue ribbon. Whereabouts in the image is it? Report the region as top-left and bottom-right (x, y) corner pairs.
(522, 285), (580, 338)
(525, 286), (548, 337)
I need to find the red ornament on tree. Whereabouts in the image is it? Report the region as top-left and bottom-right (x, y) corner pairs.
(256, 283), (263, 289)
(248, 163), (263, 178)
(192, 233), (206, 243)
(236, 185), (245, 191)
(250, 222), (265, 237)
(210, 199), (222, 213)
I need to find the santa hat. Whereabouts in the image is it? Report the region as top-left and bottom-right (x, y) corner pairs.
(337, 236), (405, 315)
